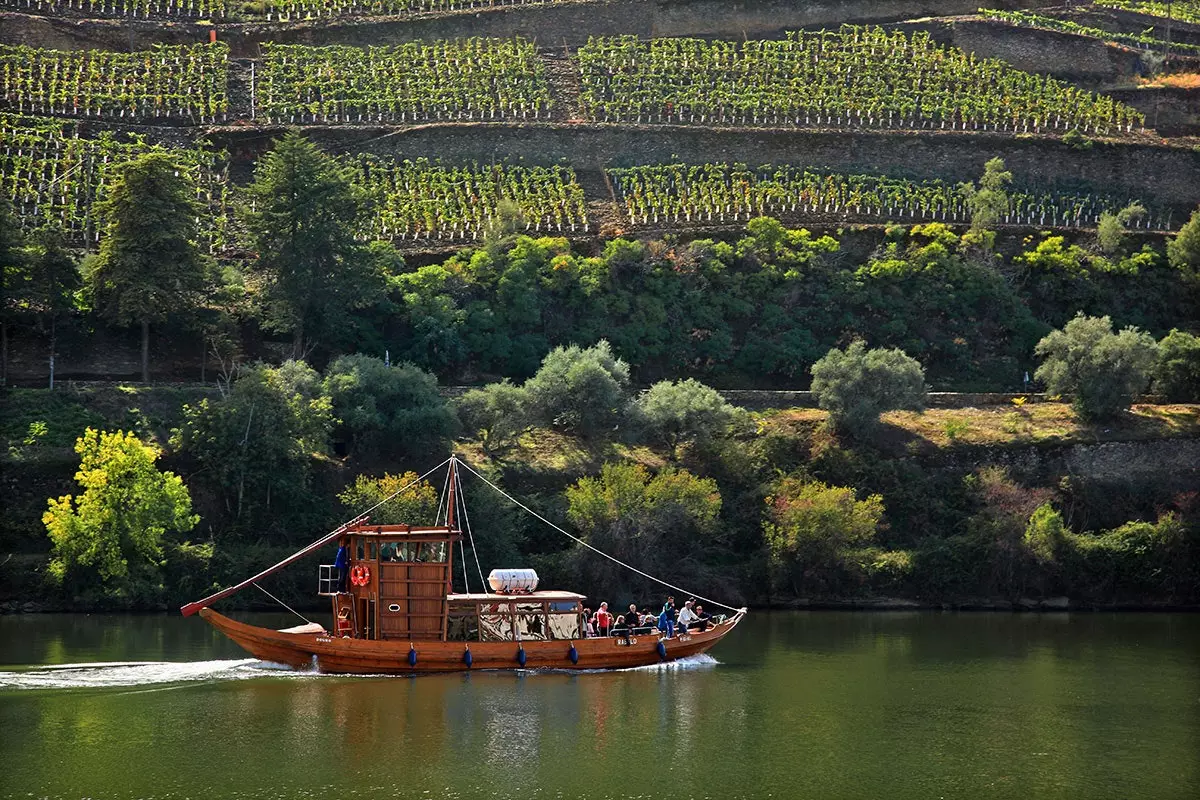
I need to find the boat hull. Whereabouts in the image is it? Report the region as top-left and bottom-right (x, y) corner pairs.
(200, 608), (743, 674)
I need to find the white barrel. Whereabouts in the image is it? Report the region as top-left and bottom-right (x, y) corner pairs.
(487, 568), (539, 593)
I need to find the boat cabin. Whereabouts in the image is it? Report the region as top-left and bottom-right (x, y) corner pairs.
(319, 524), (586, 643)
(319, 523), (460, 641)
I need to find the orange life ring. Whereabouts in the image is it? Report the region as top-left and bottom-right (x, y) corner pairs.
(350, 564), (370, 587)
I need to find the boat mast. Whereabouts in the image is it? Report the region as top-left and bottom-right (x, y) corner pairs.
(446, 457), (457, 532)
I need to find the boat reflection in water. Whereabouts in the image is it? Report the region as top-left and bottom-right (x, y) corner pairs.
(185, 457), (745, 675)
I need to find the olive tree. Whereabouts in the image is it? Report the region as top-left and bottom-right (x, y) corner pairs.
(637, 378), (743, 459)
(1153, 329), (1200, 403)
(523, 340), (631, 438)
(456, 379), (529, 454)
(810, 341), (926, 433)
(1034, 313), (1158, 420)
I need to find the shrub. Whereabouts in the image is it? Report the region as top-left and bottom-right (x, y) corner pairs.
(810, 340), (926, 432)
(764, 475), (884, 595)
(1033, 313), (1158, 420)
(636, 378), (743, 458)
(524, 340), (631, 438)
(337, 472), (439, 526)
(1153, 329), (1200, 402)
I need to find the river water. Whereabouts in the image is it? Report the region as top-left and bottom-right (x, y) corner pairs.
(1, 611), (1197, 799)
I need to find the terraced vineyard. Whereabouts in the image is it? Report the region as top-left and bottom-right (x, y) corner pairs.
(577, 28), (1145, 134)
(0, 113), (230, 246)
(1097, 0), (1200, 24)
(0, 0), (561, 20)
(349, 156), (587, 241)
(608, 163), (1173, 230)
(258, 39), (550, 124)
(982, 10), (1200, 55)
(0, 42), (229, 121)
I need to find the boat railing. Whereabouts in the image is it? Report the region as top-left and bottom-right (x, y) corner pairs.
(317, 564), (339, 596)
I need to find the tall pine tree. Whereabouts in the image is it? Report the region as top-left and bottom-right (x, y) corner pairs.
(245, 133), (384, 358)
(91, 153), (209, 382)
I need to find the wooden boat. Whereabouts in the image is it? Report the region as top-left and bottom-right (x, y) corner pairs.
(183, 458), (746, 674)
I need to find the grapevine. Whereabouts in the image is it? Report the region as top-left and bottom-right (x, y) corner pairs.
(0, 0), (562, 22)
(348, 155), (587, 241)
(982, 9), (1200, 55)
(607, 163), (1173, 231)
(577, 27), (1146, 135)
(0, 42), (229, 122)
(0, 113), (231, 249)
(1095, 1), (1200, 25)
(259, 39), (551, 124)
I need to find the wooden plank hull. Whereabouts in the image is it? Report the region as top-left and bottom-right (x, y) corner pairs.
(200, 608), (744, 674)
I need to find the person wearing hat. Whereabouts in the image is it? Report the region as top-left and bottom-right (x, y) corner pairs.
(677, 599), (698, 631)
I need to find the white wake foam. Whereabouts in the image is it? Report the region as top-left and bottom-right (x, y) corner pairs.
(0, 658), (277, 689)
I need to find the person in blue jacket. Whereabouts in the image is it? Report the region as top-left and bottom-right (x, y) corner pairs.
(659, 595), (677, 638)
(334, 540), (349, 593)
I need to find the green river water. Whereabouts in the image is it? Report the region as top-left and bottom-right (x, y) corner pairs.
(1, 611), (1197, 799)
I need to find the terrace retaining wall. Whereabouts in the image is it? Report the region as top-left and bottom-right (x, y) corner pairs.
(0, 0), (1054, 53)
(206, 123), (1200, 209)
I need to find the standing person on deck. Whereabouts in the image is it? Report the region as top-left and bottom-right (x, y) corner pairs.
(661, 595), (677, 638)
(678, 599), (698, 632)
(593, 602), (613, 637)
(334, 539), (349, 593)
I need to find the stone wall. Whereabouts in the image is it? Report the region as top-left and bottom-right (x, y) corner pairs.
(209, 123), (1200, 208)
(0, 0), (1054, 53)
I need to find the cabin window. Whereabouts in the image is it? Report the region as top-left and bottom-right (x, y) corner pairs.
(513, 603), (549, 641)
(381, 542), (401, 562)
(478, 603), (515, 642)
(396, 542), (414, 562)
(368, 542), (377, 560)
(447, 602), (480, 641)
(356, 540), (365, 560)
(417, 541), (447, 563)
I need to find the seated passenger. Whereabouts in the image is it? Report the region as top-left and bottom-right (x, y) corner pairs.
(677, 600), (698, 631)
(693, 604), (712, 632)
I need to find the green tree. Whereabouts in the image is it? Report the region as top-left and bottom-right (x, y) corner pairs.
(91, 152), (210, 382)
(524, 340), (631, 438)
(322, 354), (456, 459)
(1153, 329), (1200, 402)
(763, 475), (884, 596)
(0, 200), (26, 386)
(44, 428), (198, 601)
(565, 462), (724, 603)
(22, 226), (80, 388)
(1034, 313), (1158, 420)
(456, 380), (529, 455)
(1167, 206), (1200, 277)
(338, 471), (440, 525)
(637, 379), (743, 459)
(810, 340), (927, 433)
(245, 133), (385, 357)
(959, 157), (1012, 249)
(172, 361), (333, 529)
(1096, 202), (1146, 255)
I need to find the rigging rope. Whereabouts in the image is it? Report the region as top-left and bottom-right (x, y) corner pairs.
(455, 458), (743, 614)
(455, 465), (488, 592)
(252, 582), (314, 626)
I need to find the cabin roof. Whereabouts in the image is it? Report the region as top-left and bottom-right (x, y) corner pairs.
(447, 591), (587, 602)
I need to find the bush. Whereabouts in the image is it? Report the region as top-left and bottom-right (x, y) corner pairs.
(564, 463), (724, 603)
(636, 379), (743, 458)
(1033, 313), (1158, 420)
(1153, 329), (1200, 402)
(764, 475), (885, 596)
(323, 354), (456, 459)
(809, 340), (926, 432)
(523, 340), (631, 438)
(1167, 206), (1200, 277)
(337, 472), (440, 525)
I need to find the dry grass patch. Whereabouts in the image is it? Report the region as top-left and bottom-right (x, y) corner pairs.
(1140, 72), (1200, 89)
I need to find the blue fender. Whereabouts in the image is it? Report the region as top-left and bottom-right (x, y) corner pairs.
(568, 644), (579, 665)
(657, 640), (667, 661)
(516, 646), (527, 667)
(408, 647), (418, 667)
(463, 648), (473, 668)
